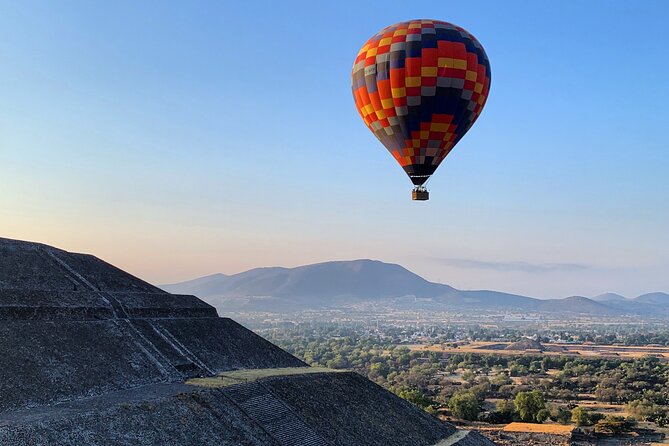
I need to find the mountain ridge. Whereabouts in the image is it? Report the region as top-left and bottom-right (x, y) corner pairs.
(161, 259), (667, 317)
(592, 292), (628, 302)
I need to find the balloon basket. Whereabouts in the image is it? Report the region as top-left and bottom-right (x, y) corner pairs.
(412, 188), (429, 201)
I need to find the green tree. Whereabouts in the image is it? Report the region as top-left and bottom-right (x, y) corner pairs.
(395, 388), (433, 409)
(653, 412), (669, 428)
(626, 398), (660, 421)
(491, 373), (512, 387)
(514, 390), (546, 423)
(492, 399), (516, 423)
(461, 370), (476, 383)
(369, 362), (389, 379)
(571, 407), (593, 427)
(553, 407), (572, 425)
(496, 399), (516, 416)
(594, 415), (637, 435)
(449, 391), (481, 421)
(509, 364), (529, 377)
(536, 409), (550, 423)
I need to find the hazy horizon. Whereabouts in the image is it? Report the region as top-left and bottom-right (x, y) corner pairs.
(2, 1), (668, 299)
(158, 257), (665, 301)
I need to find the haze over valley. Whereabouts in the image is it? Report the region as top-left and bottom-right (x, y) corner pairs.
(161, 260), (669, 319)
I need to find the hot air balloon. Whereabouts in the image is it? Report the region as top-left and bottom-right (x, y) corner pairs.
(352, 19), (491, 200)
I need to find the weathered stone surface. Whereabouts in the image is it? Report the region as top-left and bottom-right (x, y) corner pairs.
(0, 237), (217, 318)
(0, 317), (306, 414)
(147, 317), (306, 373)
(231, 372), (457, 446)
(0, 374), (494, 446)
(0, 386), (280, 446)
(0, 289), (113, 320)
(117, 292), (216, 318)
(275, 372), (457, 445)
(434, 430), (497, 446)
(0, 237), (305, 416)
(0, 319), (169, 412)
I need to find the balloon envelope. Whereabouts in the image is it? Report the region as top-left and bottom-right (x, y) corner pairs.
(352, 19), (491, 185)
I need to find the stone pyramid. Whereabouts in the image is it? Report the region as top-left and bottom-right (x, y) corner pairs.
(0, 237), (495, 446)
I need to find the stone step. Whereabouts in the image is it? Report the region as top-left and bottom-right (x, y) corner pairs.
(224, 382), (328, 446)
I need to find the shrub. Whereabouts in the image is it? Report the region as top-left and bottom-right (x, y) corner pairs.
(514, 390), (546, 423)
(594, 415), (636, 435)
(448, 391), (481, 421)
(536, 408), (551, 423)
(571, 407), (593, 427)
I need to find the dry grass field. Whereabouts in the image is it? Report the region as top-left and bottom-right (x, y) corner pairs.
(502, 422), (575, 435)
(407, 342), (669, 361)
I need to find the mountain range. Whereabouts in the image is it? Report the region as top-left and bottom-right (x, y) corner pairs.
(161, 259), (669, 317)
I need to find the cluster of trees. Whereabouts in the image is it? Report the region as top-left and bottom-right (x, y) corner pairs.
(626, 399), (669, 426)
(436, 325), (669, 346)
(593, 358), (669, 404)
(448, 390), (549, 423)
(571, 407), (637, 435)
(594, 416), (638, 435)
(263, 324), (669, 431)
(448, 390), (641, 437)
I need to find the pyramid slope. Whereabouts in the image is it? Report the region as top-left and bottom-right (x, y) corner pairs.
(0, 237), (215, 318)
(0, 237), (305, 411)
(0, 237), (494, 445)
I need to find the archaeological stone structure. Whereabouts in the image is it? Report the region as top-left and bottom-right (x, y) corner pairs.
(0, 237), (495, 445)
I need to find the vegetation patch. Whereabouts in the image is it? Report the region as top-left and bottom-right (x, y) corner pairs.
(187, 367), (344, 388)
(260, 323), (669, 443)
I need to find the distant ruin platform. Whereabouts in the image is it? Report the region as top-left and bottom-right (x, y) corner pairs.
(0, 237), (496, 445)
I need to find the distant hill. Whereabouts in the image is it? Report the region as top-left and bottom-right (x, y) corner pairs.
(534, 296), (623, 316)
(634, 292), (669, 305)
(161, 260), (666, 317)
(592, 293), (628, 302)
(588, 292), (669, 316)
(164, 260), (452, 308)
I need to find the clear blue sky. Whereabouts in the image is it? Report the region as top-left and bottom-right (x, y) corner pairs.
(1, 0), (668, 298)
